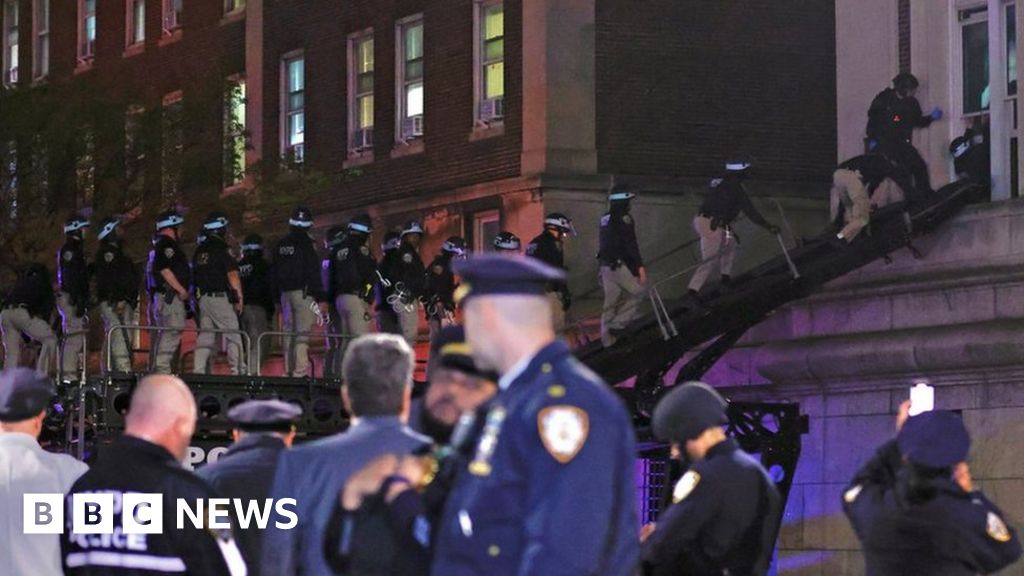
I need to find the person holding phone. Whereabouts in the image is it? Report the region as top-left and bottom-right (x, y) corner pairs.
(843, 401), (1022, 574)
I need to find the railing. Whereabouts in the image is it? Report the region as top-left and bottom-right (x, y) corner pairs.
(104, 324), (253, 376)
(254, 330), (355, 377)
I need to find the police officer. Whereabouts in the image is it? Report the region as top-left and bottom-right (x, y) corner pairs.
(197, 399), (302, 575)
(686, 159), (779, 306)
(843, 404), (1022, 574)
(526, 213), (573, 333)
(93, 216), (138, 374)
(1, 264), (56, 372)
(425, 236), (465, 341)
(376, 231), (402, 335)
(641, 382), (781, 576)
(272, 206), (329, 378)
(387, 220), (427, 347)
(60, 374), (245, 575)
(492, 231), (521, 253)
(192, 212), (245, 375)
(322, 225), (348, 379)
(597, 188), (647, 347)
(146, 210), (191, 374)
(328, 214), (378, 376)
(829, 154), (913, 247)
(1, 368), (88, 576)
(238, 234), (275, 371)
(431, 255), (639, 575)
(867, 72), (943, 195)
(57, 214), (91, 379)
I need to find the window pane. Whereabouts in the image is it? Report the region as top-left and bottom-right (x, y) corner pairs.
(85, 0), (95, 14)
(1009, 5), (1017, 97)
(358, 95), (373, 129)
(407, 83), (423, 117)
(358, 38), (373, 73)
(405, 23), (423, 61)
(288, 92), (303, 112)
(484, 38), (503, 62)
(38, 0), (49, 27)
(357, 71), (373, 94)
(484, 5), (503, 40)
(289, 113), (304, 145)
(86, 15), (96, 42)
(485, 62), (504, 99)
(405, 59), (423, 81)
(288, 59), (304, 92)
(133, 1), (146, 43)
(962, 20), (989, 114)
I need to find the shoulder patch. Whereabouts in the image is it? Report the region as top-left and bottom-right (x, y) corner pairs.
(164, 247), (175, 259)
(336, 248), (350, 261)
(62, 250), (73, 262)
(103, 251), (115, 263)
(673, 471), (701, 503)
(432, 264), (444, 275)
(402, 253), (413, 264)
(622, 214), (633, 225)
(843, 485), (863, 504)
(987, 511), (1012, 543)
(360, 245), (370, 256)
(710, 178), (724, 188)
(538, 405), (589, 464)
(600, 214), (611, 227)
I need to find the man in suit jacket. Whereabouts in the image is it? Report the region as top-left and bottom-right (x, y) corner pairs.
(262, 333), (430, 576)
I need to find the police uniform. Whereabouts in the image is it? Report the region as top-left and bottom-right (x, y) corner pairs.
(843, 411), (1022, 575)
(57, 216), (91, 378)
(272, 207), (327, 377)
(388, 224), (427, 347)
(432, 255), (639, 576)
(830, 155), (912, 244)
(376, 232), (403, 335)
(329, 217), (378, 376)
(425, 237), (464, 342)
(687, 163), (777, 296)
(597, 190), (645, 347)
(1, 263), (57, 372)
(238, 235), (275, 371)
(197, 400), (301, 576)
(94, 218), (139, 373)
(192, 214), (245, 375)
(321, 226), (347, 379)
(146, 213), (191, 374)
(867, 74), (939, 194)
(0, 368), (88, 576)
(60, 434), (245, 576)
(526, 215), (572, 333)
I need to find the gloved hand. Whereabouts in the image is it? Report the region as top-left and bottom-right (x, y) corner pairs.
(929, 107), (943, 121)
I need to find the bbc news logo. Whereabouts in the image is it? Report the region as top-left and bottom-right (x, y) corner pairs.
(24, 493), (298, 534)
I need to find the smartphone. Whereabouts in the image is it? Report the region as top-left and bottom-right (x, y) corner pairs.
(909, 383), (934, 416)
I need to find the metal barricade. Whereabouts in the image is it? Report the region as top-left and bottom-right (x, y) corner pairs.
(104, 324), (254, 376)
(254, 330), (357, 377)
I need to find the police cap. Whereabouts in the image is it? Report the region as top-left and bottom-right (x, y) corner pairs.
(241, 234), (264, 252)
(430, 325), (489, 378)
(325, 225), (347, 249)
(897, 410), (970, 468)
(382, 231), (401, 252)
(227, 399), (303, 432)
(97, 216), (120, 241)
(652, 381), (729, 443)
(453, 254), (565, 304)
(64, 214), (90, 234)
(203, 211), (230, 231)
(289, 206), (314, 228)
(348, 214), (373, 235)
(493, 231), (521, 251)
(608, 185), (636, 202)
(0, 368), (55, 422)
(442, 236), (467, 256)
(156, 209), (185, 231)
(401, 220), (424, 238)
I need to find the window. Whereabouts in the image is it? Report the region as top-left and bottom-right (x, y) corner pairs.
(473, 210), (500, 253)
(396, 16), (424, 141)
(1008, 4), (1017, 97)
(475, 2), (504, 123)
(960, 8), (990, 115)
(32, 0), (48, 78)
(161, 92), (183, 201)
(78, 0), (96, 64)
(2, 0), (17, 86)
(348, 31), (374, 153)
(76, 128), (95, 204)
(125, 105), (145, 201)
(281, 54), (304, 162)
(224, 78), (247, 187)
(224, 0), (245, 16)
(163, 0), (182, 35)
(127, 0), (145, 48)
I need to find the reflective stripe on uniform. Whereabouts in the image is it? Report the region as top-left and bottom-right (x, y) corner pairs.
(65, 551), (187, 572)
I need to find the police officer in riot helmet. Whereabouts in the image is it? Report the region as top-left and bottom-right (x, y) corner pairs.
(191, 211), (245, 375)
(425, 236), (465, 342)
(322, 225), (348, 379)
(493, 231), (522, 253)
(93, 216), (138, 373)
(386, 220), (427, 347)
(642, 382), (781, 576)
(526, 213), (573, 333)
(56, 214), (91, 379)
(146, 209), (191, 374)
(597, 188), (647, 347)
(1, 263), (57, 373)
(334, 215), (378, 369)
(867, 72), (943, 195)
(272, 206), (329, 377)
(376, 231), (403, 335)
(239, 234), (275, 372)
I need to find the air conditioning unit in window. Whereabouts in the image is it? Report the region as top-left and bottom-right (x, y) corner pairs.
(350, 128), (373, 152)
(479, 97), (504, 122)
(402, 115), (424, 139)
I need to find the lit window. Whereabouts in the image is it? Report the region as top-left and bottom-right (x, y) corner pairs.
(476, 2), (504, 123)
(960, 8), (989, 115)
(32, 0), (48, 78)
(1008, 4), (1017, 97)
(78, 0), (96, 63)
(163, 0), (182, 34)
(281, 54), (304, 162)
(224, 0), (245, 16)
(161, 92), (183, 201)
(224, 78), (247, 186)
(396, 16), (424, 141)
(2, 0), (17, 86)
(348, 31), (374, 153)
(127, 0), (145, 48)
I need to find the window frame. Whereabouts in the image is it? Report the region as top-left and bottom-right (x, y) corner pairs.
(280, 51), (305, 163)
(347, 29), (375, 156)
(125, 0), (146, 51)
(32, 0), (48, 79)
(474, 1), (505, 125)
(473, 209), (501, 253)
(77, 0), (96, 65)
(2, 0), (18, 86)
(223, 0), (246, 17)
(395, 14), (424, 143)
(956, 6), (991, 118)
(162, 0), (182, 36)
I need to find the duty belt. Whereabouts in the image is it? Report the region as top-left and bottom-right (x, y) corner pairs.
(3, 303), (27, 310)
(198, 291), (229, 298)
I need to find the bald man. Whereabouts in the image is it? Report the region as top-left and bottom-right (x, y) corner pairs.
(61, 375), (245, 576)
